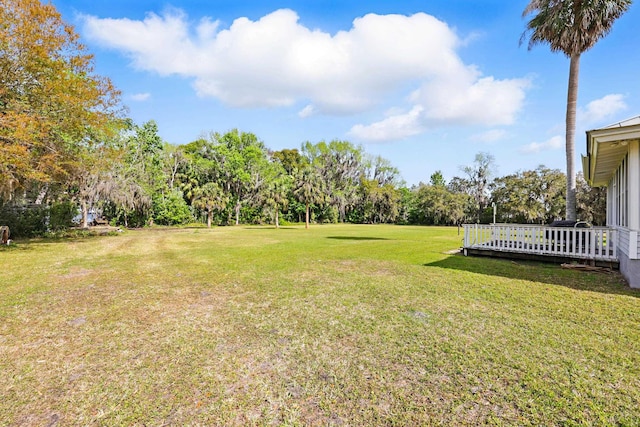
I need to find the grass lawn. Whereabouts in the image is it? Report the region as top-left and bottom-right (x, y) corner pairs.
(1, 224), (639, 426)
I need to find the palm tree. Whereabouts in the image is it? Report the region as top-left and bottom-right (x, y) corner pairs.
(293, 167), (327, 229)
(522, 0), (631, 221)
(263, 177), (290, 228)
(193, 182), (228, 228)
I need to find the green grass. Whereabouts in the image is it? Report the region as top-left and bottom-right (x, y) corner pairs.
(1, 224), (639, 426)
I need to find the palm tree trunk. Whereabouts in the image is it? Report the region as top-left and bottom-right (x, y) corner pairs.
(565, 54), (580, 221)
(275, 209), (280, 229)
(305, 203), (310, 229)
(207, 210), (212, 228)
(235, 201), (240, 225)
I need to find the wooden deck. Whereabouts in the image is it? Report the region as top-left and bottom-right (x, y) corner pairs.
(463, 224), (618, 267)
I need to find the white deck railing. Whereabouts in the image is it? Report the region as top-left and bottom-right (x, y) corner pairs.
(463, 224), (617, 261)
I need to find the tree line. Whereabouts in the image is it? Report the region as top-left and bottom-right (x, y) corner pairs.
(0, 0), (607, 237)
(1, 116), (606, 237)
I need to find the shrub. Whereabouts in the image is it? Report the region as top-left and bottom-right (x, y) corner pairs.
(0, 204), (48, 238)
(153, 191), (193, 225)
(49, 201), (76, 231)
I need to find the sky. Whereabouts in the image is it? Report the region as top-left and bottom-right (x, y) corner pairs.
(52, 0), (640, 186)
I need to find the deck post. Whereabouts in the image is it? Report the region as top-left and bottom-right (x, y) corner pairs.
(475, 223), (478, 247)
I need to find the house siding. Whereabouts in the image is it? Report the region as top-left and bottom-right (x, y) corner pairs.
(587, 120), (640, 288)
(618, 250), (640, 288)
(617, 227), (630, 256)
(607, 155), (640, 287)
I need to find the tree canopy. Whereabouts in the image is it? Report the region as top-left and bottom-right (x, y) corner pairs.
(0, 0), (121, 198)
(522, 0), (631, 56)
(522, 0), (631, 220)
(0, 0), (612, 236)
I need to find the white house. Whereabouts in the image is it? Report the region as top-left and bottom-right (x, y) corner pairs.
(583, 116), (640, 288)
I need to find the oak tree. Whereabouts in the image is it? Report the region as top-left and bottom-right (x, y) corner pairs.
(1, 0), (121, 199)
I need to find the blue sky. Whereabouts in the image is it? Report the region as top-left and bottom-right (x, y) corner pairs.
(53, 0), (640, 185)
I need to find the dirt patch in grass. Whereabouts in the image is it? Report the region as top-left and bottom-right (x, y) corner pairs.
(57, 268), (94, 280)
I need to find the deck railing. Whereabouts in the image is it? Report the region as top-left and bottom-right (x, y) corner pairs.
(463, 224), (617, 261)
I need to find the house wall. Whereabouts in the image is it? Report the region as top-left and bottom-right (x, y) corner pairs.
(617, 227), (630, 257)
(629, 140), (640, 231)
(607, 140), (640, 288)
(618, 249), (640, 288)
(610, 224), (640, 288)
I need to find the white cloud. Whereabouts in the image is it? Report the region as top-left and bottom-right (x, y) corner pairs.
(413, 75), (530, 126)
(471, 129), (507, 143)
(579, 94), (627, 126)
(83, 8), (530, 140)
(348, 106), (425, 142)
(129, 92), (151, 101)
(350, 72), (530, 142)
(520, 135), (563, 154)
(298, 104), (317, 118)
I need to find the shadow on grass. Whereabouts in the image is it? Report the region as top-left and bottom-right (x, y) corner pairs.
(425, 253), (640, 298)
(1, 239), (88, 252)
(0, 243), (33, 252)
(242, 226), (299, 230)
(327, 236), (390, 241)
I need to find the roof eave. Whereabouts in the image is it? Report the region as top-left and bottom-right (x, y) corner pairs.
(584, 123), (640, 187)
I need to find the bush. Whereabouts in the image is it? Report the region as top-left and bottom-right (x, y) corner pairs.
(49, 201), (76, 231)
(0, 204), (48, 238)
(153, 191), (193, 225)
(240, 205), (262, 224)
(316, 205), (338, 224)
